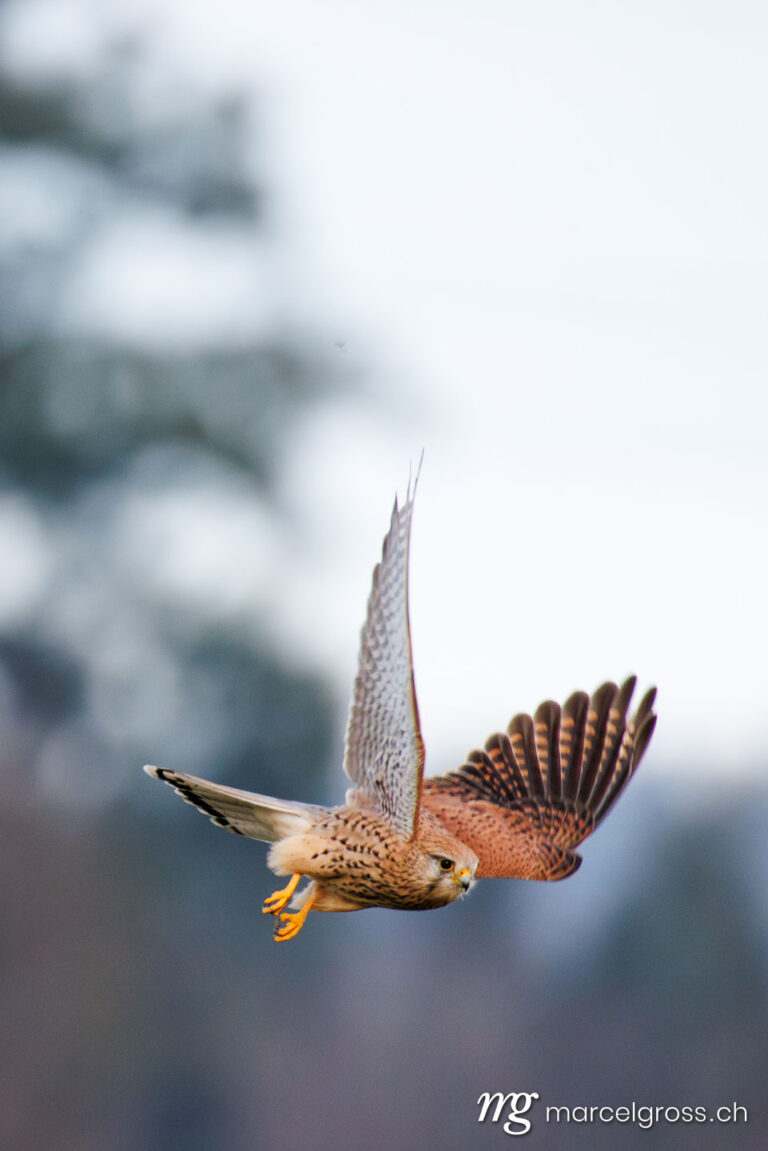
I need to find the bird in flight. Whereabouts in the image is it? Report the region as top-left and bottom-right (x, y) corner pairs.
(145, 477), (656, 941)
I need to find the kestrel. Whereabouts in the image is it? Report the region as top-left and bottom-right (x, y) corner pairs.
(145, 478), (656, 941)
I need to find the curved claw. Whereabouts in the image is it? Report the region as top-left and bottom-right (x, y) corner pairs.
(273, 890), (316, 942)
(262, 872), (301, 916)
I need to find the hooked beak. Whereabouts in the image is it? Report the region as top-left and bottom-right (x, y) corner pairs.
(453, 867), (472, 892)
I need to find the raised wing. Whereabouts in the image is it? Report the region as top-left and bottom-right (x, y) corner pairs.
(143, 765), (326, 842)
(343, 476), (425, 839)
(422, 677), (656, 879)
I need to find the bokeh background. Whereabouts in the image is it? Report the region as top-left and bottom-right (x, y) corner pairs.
(1, 2), (767, 1148)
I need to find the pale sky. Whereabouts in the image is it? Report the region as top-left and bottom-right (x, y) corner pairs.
(3, 0), (767, 786)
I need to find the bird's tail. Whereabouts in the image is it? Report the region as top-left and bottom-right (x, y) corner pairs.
(143, 765), (326, 842)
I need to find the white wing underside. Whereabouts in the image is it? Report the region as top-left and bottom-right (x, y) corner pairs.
(342, 474), (425, 840)
(143, 765), (326, 842)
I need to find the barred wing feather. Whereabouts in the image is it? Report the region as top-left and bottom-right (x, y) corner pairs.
(423, 677), (656, 880)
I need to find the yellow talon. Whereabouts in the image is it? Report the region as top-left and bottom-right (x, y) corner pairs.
(262, 872), (301, 916)
(273, 890), (316, 942)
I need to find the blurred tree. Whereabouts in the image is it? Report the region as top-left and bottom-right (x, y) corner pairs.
(0, 25), (338, 808)
(0, 20), (340, 1151)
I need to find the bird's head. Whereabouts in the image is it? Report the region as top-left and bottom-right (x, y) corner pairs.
(416, 826), (478, 904)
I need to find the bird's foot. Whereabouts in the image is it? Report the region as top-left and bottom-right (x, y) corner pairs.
(273, 891), (316, 942)
(262, 872), (301, 916)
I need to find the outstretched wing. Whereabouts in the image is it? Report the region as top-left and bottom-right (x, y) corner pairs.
(422, 677), (656, 879)
(343, 475), (425, 840)
(143, 765), (325, 842)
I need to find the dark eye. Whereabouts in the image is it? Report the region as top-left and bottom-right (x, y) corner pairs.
(438, 858), (454, 872)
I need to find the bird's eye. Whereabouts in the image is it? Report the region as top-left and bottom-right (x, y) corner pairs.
(438, 858), (454, 872)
